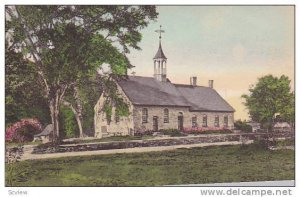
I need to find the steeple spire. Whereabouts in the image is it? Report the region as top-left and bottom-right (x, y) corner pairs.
(154, 25), (167, 59)
(153, 25), (167, 82)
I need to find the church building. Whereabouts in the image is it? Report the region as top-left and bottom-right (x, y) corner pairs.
(94, 27), (235, 138)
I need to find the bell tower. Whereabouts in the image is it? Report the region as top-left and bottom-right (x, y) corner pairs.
(153, 25), (167, 82)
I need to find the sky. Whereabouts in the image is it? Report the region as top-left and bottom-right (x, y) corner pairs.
(126, 6), (294, 120)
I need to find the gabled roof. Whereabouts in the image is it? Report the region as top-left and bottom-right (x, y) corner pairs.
(118, 76), (190, 107)
(34, 124), (53, 137)
(153, 42), (167, 59)
(175, 84), (235, 112)
(117, 76), (235, 112)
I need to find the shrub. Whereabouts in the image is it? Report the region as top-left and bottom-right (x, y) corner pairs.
(234, 120), (252, 133)
(5, 118), (42, 143)
(134, 130), (154, 136)
(158, 129), (187, 137)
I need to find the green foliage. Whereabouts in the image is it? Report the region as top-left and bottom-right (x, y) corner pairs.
(5, 43), (50, 126)
(275, 139), (294, 147)
(59, 106), (79, 138)
(77, 73), (107, 136)
(115, 97), (130, 117)
(101, 77), (130, 123)
(158, 129), (186, 137)
(103, 102), (113, 124)
(234, 120), (252, 133)
(197, 130), (233, 134)
(63, 73), (102, 136)
(242, 75), (294, 130)
(6, 164), (15, 186)
(280, 92), (295, 126)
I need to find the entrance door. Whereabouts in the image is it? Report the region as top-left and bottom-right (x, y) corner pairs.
(153, 116), (158, 131)
(178, 112), (184, 131)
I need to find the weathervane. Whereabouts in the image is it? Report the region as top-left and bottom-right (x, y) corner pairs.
(155, 25), (165, 40)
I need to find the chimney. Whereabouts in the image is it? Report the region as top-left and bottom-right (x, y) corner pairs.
(190, 76), (197, 86)
(208, 80), (214, 88)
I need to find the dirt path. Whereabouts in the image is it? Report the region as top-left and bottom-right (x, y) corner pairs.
(21, 145), (36, 160)
(20, 140), (253, 161)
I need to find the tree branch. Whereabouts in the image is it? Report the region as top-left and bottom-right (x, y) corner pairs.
(10, 6), (50, 97)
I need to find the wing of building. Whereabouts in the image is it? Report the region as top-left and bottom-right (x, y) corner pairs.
(94, 29), (235, 138)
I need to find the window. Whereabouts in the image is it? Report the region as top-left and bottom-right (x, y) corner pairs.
(202, 115), (207, 127)
(115, 113), (120, 123)
(192, 115), (197, 128)
(214, 116), (219, 127)
(142, 108), (148, 123)
(163, 108), (169, 123)
(224, 116), (228, 128)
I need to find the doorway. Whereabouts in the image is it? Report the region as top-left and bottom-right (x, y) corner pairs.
(153, 116), (158, 131)
(178, 112), (184, 131)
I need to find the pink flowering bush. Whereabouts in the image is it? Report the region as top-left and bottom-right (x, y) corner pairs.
(5, 118), (42, 143)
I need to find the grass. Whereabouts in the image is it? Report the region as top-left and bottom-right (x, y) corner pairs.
(274, 138), (295, 147)
(6, 141), (42, 148)
(5, 143), (294, 186)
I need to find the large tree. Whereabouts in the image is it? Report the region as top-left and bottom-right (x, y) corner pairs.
(242, 75), (294, 131)
(5, 5), (158, 142)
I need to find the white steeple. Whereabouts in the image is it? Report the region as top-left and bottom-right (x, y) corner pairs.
(153, 25), (167, 82)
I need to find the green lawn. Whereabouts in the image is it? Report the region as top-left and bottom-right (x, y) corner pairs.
(6, 143), (294, 186)
(6, 141), (42, 148)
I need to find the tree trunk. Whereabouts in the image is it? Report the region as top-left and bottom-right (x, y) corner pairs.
(75, 112), (84, 138)
(74, 85), (84, 138)
(49, 85), (68, 144)
(49, 96), (60, 144)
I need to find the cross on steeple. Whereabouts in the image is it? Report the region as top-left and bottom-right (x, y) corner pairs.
(155, 25), (165, 40)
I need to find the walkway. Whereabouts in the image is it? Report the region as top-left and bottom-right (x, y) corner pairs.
(169, 180), (295, 186)
(21, 140), (252, 161)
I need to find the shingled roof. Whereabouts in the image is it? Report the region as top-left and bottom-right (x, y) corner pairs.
(175, 84), (235, 112)
(118, 76), (235, 112)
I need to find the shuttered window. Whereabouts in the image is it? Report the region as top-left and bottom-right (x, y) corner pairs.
(202, 115), (207, 127)
(163, 108), (169, 123)
(142, 108), (148, 123)
(192, 115), (197, 128)
(214, 116), (219, 127)
(224, 116), (228, 128)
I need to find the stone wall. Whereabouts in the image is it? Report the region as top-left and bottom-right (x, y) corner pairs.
(32, 134), (256, 154)
(5, 146), (24, 163)
(133, 105), (234, 132)
(94, 83), (134, 138)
